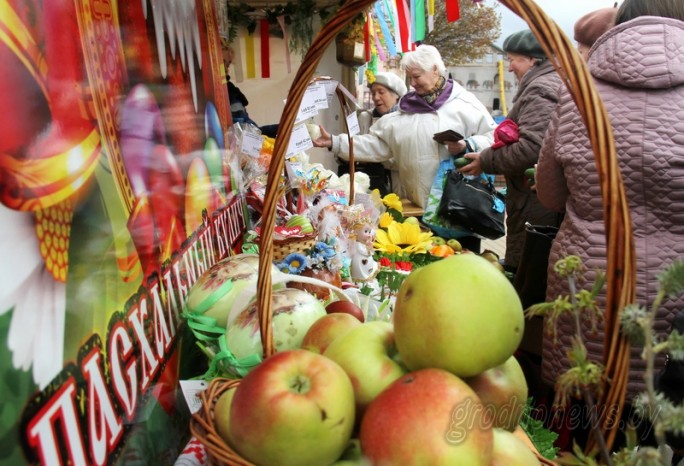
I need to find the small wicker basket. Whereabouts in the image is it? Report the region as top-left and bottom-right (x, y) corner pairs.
(190, 0), (635, 463)
(271, 235), (318, 262)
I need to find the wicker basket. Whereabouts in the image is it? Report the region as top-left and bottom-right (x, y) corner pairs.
(190, 0), (634, 463)
(271, 234), (318, 262)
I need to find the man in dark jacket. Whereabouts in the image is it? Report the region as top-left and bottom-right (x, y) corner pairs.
(459, 30), (562, 273)
(221, 42), (278, 138)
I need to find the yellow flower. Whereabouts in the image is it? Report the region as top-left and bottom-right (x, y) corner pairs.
(374, 221), (433, 255)
(378, 212), (394, 229)
(382, 193), (402, 212)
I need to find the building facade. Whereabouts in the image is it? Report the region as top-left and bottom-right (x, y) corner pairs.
(447, 44), (516, 118)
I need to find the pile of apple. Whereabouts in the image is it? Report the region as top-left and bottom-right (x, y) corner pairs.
(210, 254), (540, 466)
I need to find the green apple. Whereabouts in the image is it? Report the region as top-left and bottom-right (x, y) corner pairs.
(466, 355), (529, 431)
(432, 236), (446, 246)
(301, 313), (362, 354)
(323, 321), (407, 415)
(491, 428), (541, 466)
(228, 349), (355, 466)
(394, 254), (524, 377)
(447, 238), (463, 252)
(480, 250), (500, 262)
(360, 368), (493, 465)
(403, 216), (420, 226)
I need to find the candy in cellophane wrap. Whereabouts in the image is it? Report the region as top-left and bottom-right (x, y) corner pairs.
(244, 176), (289, 218)
(227, 121), (270, 182)
(284, 154), (333, 213)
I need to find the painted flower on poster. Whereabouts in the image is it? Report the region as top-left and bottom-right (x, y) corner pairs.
(0, 204), (66, 388)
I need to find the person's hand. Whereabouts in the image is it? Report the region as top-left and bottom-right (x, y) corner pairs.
(445, 139), (467, 155)
(311, 125), (333, 149)
(459, 152), (483, 177)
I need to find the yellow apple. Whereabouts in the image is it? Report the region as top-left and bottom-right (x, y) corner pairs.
(394, 254), (524, 377)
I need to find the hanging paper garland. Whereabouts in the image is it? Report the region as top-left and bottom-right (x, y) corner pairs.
(244, 33), (256, 79)
(428, 0), (435, 33)
(394, 0), (411, 52)
(260, 19), (270, 78)
(364, 11), (371, 62)
(276, 15), (292, 74)
(446, 0), (461, 22)
(375, 2), (397, 57)
(414, 0), (426, 42)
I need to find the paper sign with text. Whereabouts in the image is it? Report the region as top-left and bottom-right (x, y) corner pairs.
(308, 83), (329, 110)
(286, 124), (314, 157)
(295, 89), (320, 125)
(346, 112), (361, 137)
(240, 131), (264, 158)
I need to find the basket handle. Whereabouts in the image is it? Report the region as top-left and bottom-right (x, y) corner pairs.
(255, 0), (378, 358)
(498, 0), (635, 451)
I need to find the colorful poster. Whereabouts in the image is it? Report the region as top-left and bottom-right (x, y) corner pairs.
(0, 0), (245, 463)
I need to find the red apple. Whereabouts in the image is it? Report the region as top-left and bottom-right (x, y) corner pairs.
(301, 313), (362, 354)
(323, 321), (407, 415)
(360, 368), (493, 465)
(491, 428), (541, 466)
(465, 355), (529, 432)
(326, 300), (365, 322)
(394, 254), (524, 377)
(227, 350), (355, 466)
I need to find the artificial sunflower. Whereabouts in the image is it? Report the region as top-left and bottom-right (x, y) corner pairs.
(382, 193), (402, 212)
(378, 212), (394, 229)
(374, 221), (433, 255)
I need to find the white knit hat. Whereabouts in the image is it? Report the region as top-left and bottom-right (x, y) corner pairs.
(370, 72), (407, 98)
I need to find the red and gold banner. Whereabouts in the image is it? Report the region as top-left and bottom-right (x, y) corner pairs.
(0, 0), (246, 464)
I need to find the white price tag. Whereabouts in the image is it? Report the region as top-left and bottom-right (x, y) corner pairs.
(308, 83), (329, 110)
(295, 89), (320, 125)
(179, 380), (208, 414)
(346, 112), (361, 137)
(320, 80), (339, 108)
(286, 124), (314, 157)
(240, 132), (263, 158)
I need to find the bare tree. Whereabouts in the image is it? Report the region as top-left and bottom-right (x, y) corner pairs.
(423, 2), (501, 65)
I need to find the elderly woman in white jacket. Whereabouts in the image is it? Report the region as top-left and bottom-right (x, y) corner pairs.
(313, 45), (495, 211)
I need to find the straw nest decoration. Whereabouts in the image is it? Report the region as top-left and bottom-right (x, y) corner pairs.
(189, 0), (635, 463)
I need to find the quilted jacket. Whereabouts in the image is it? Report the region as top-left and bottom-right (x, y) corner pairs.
(536, 16), (684, 399)
(331, 81), (495, 208)
(478, 60), (563, 269)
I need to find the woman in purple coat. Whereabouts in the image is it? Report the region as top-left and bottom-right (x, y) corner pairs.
(536, 0), (684, 404)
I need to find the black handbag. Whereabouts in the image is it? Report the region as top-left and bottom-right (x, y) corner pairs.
(437, 170), (506, 240)
(513, 223), (559, 309)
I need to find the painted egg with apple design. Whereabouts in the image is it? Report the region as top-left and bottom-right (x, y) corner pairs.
(225, 288), (327, 360)
(185, 253), (282, 328)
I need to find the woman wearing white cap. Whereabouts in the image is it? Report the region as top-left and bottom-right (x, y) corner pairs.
(338, 72), (407, 194)
(369, 72), (407, 117)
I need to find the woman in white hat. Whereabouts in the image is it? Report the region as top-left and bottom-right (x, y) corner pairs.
(369, 72), (407, 117)
(338, 72), (408, 195)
